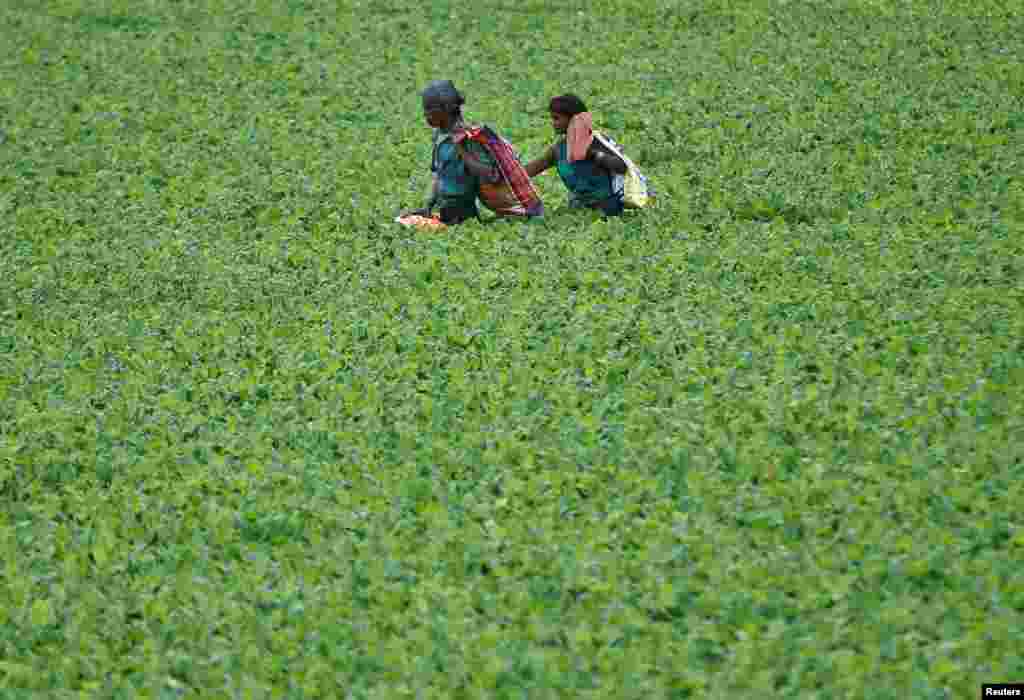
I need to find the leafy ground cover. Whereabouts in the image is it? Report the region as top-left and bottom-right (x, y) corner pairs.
(1, 0), (1022, 697)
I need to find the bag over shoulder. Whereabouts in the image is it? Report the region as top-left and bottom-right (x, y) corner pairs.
(455, 125), (544, 217)
(593, 132), (651, 209)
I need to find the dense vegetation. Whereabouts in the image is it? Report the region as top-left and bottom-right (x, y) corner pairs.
(1, 0), (1022, 697)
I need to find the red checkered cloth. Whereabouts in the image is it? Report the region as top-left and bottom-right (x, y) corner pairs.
(454, 126), (544, 217)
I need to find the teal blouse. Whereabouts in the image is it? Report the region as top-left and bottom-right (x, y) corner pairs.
(432, 129), (496, 210)
(555, 140), (615, 208)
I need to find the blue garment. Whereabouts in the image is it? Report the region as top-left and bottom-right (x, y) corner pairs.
(555, 140), (623, 216)
(431, 129), (495, 214)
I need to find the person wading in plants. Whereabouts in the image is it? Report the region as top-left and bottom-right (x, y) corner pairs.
(524, 94), (627, 216)
(402, 80), (502, 225)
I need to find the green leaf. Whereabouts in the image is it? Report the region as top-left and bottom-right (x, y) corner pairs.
(30, 598), (54, 628)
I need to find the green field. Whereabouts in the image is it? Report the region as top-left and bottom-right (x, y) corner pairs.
(1, 0), (1023, 697)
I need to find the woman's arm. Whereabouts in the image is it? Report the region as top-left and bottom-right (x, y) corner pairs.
(457, 143), (502, 184)
(525, 145), (556, 178)
(402, 175), (438, 217)
(588, 143), (627, 175)
(427, 174), (439, 209)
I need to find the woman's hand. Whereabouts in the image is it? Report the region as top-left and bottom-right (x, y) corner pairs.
(525, 145), (556, 178)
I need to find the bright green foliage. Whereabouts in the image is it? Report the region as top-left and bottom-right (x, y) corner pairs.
(1, 0), (1022, 697)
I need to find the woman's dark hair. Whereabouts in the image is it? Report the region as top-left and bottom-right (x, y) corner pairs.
(549, 94), (588, 117)
(422, 80), (465, 115)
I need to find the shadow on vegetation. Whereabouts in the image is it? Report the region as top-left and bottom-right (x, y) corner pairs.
(73, 12), (160, 34)
(634, 145), (687, 168)
(733, 196), (833, 225)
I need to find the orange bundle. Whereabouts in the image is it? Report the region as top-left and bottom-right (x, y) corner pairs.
(395, 214), (446, 231)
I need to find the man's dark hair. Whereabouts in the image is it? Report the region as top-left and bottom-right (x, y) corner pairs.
(549, 94), (588, 117)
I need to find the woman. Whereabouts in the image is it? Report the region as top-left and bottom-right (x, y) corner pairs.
(402, 80), (503, 225)
(525, 94), (627, 216)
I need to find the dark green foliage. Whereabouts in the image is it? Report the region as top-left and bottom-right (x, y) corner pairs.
(1, 0), (1022, 697)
